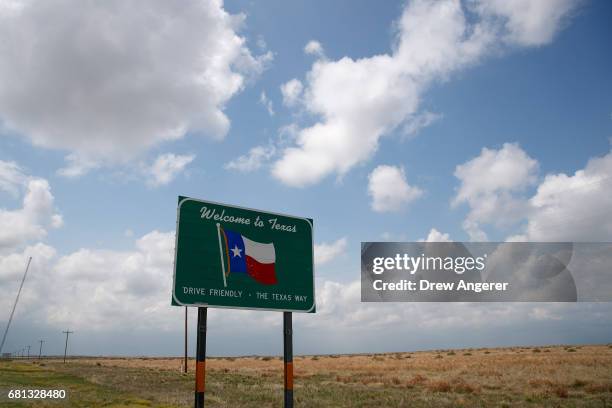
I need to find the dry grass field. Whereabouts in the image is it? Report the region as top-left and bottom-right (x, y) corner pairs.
(1, 344), (612, 407)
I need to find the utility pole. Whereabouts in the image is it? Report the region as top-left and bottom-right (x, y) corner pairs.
(38, 340), (44, 359)
(62, 330), (73, 363)
(0, 257), (32, 354)
(27, 345), (30, 359)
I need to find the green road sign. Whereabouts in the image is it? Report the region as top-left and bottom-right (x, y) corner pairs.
(172, 196), (315, 312)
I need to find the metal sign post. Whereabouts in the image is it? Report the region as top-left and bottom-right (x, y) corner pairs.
(184, 307), (188, 374)
(195, 307), (207, 408)
(283, 312), (293, 408)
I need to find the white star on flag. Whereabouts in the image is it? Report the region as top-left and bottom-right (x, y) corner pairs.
(231, 245), (242, 258)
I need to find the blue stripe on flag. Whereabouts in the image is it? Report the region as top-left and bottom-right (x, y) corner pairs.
(224, 229), (247, 274)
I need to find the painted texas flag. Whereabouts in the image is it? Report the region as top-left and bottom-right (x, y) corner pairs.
(220, 227), (277, 285)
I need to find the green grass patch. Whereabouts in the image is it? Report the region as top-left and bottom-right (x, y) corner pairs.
(0, 361), (161, 407)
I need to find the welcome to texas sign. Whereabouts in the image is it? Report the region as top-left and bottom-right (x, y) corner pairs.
(172, 196), (315, 313)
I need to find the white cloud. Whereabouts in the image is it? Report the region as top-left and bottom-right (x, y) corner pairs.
(56, 154), (100, 178)
(314, 237), (347, 266)
(453, 143), (538, 202)
(524, 149), (612, 241)
(402, 111), (442, 138)
(453, 143), (538, 240)
(380, 231), (408, 241)
(419, 228), (452, 242)
(2, 235), (611, 352)
(255, 35), (267, 50)
(146, 153), (195, 187)
(259, 91), (274, 116)
(0, 0), (270, 171)
(224, 144), (276, 173)
(0, 229), (278, 334)
(0, 160), (27, 196)
(0, 243), (56, 335)
(454, 143), (612, 242)
(272, 0), (579, 187)
(280, 79), (303, 107)
(368, 165), (423, 212)
(0, 243), (56, 285)
(474, 0), (581, 47)
(9, 230), (176, 330)
(0, 175), (63, 251)
(304, 40), (324, 57)
(277, 123), (300, 146)
(309, 279), (610, 334)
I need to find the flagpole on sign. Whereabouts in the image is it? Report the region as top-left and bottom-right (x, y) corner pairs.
(283, 312), (293, 408)
(216, 223), (227, 287)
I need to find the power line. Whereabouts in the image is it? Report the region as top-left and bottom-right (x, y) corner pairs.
(38, 340), (44, 359)
(0, 257), (32, 355)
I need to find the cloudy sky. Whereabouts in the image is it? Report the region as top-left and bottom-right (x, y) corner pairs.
(1, 0), (611, 357)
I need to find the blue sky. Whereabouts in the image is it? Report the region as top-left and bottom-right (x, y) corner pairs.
(1, 0), (611, 356)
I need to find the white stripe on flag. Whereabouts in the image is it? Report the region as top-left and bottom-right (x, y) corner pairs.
(243, 236), (275, 264)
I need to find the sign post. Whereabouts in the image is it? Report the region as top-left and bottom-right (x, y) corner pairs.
(172, 197), (315, 407)
(195, 307), (207, 408)
(184, 307), (188, 374)
(283, 312), (293, 408)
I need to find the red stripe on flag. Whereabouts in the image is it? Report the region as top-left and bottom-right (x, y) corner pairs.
(245, 256), (277, 285)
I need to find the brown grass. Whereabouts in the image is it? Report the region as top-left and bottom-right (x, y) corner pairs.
(553, 385), (569, 398)
(25, 344), (612, 407)
(426, 380), (452, 392)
